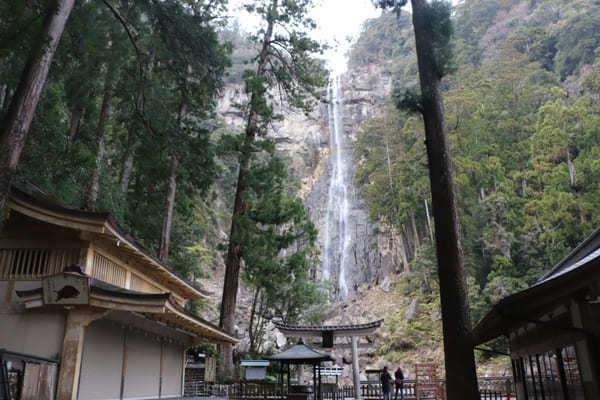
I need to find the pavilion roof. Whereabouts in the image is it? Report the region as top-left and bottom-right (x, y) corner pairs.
(266, 342), (333, 364)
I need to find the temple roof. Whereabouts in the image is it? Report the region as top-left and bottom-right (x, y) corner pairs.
(7, 188), (208, 301)
(473, 228), (600, 345)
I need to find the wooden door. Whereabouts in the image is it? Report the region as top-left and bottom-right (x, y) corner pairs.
(19, 363), (56, 400)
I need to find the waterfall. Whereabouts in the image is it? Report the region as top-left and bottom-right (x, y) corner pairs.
(322, 76), (352, 298)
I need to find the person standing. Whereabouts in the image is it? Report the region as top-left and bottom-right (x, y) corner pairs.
(380, 366), (393, 400)
(394, 366), (405, 400)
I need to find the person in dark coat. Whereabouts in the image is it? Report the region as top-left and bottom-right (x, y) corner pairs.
(380, 366), (393, 400)
(394, 366), (405, 400)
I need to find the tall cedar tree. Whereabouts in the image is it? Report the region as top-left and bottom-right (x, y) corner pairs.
(375, 1), (480, 398)
(0, 0), (74, 227)
(219, 0), (326, 375)
(114, 0), (229, 263)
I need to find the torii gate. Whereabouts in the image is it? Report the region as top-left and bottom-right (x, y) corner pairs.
(274, 319), (384, 400)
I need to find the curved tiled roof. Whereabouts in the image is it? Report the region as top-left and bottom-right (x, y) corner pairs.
(266, 342), (334, 364)
(15, 273), (238, 344)
(274, 319), (384, 332)
(8, 188), (209, 301)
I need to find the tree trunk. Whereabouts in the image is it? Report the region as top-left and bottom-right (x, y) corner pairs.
(401, 223), (414, 258)
(248, 287), (260, 353)
(410, 1), (479, 399)
(83, 83), (113, 210)
(158, 155), (178, 264)
(219, 0), (278, 377)
(397, 229), (409, 273)
(68, 107), (84, 143)
(424, 198), (434, 241)
(411, 212), (421, 251)
(0, 84), (7, 111)
(385, 137), (394, 190)
(0, 0), (75, 227)
(120, 142), (137, 193)
(566, 148), (576, 188)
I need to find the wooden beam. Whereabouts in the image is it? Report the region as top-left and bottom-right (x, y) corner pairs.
(312, 342), (373, 350)
(571, 299), (600, 399)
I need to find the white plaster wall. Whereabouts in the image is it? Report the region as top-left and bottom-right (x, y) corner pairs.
(123, 330), (160, 399)
(0, 309), (65, 359)
(162, 343), (184, 397)
(78, 319), (124, 400)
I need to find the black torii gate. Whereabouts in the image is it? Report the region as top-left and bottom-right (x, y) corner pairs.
(274, 319), (384, 400)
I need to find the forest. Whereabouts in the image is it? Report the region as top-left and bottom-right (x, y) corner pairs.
(351, 0), (600, 326)
(0, 0), (327, 368)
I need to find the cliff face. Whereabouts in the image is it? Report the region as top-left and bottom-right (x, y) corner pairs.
(305, 65), (399, 297)
(215, 67), (399, 297)
(201, 63), (401, 354)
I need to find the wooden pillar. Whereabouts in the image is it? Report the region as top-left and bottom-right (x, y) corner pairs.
(555, 349), (570, 400)
(56, 308), (108, 400)
(313, 365), (317, 399)
(298, 364), (304, 385)
(570, 299), (600, 399)
(119, 329), (128, 400)
(159, 341), (165, 399)
(318, 363), (322, 400)
(280, 362), (284, 395)
(351, 336), (361, 400)
(82, 245), (94, 275)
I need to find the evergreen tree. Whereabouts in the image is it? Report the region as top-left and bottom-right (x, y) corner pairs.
(0, 0), (75, 227)
(218, 0), (327, 375)
(374, 1), (480, 398)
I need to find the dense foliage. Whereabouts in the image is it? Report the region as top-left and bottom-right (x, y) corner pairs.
(352, 0), (600, 327)
(0, 0), (325, 335)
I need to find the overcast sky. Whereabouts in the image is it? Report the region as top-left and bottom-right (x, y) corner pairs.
(228, 0), (459, 75)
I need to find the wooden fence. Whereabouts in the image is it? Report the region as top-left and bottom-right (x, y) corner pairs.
(184, 378), (515, 400)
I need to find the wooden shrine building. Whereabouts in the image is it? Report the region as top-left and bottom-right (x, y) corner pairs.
(473, 227), (600, 400)
(267, 341), (334, 400)
(274, 319), (383, 399)
(0, 189), (238, 400)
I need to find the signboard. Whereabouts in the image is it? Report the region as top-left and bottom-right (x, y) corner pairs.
(43, 273), (90, 305)
(322, 331), (334, 348)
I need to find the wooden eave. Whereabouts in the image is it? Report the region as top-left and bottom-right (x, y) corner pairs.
(473, 252), (600, 345)
(7, 190), (208, 302)
(17, 287), (238, 345)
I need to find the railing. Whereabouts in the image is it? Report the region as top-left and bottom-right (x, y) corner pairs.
(91, 251), (127, 287)
(184, 378), (514, 400)
(0, 248), (80, 279)
(185, 382), (285, 399)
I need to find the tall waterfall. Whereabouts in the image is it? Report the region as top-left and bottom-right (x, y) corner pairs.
(322, 76), (353, 298)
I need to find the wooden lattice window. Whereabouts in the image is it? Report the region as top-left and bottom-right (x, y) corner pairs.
(0, 248), (80, 279)
(130, 273), (161, 294)
(91, 251), (127, 287)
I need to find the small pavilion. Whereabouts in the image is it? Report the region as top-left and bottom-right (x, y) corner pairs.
(274, 319), (384, 399)
(266, 341), (333, 400)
